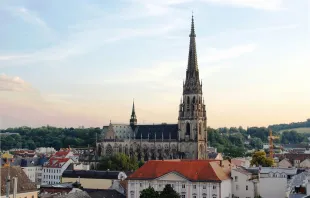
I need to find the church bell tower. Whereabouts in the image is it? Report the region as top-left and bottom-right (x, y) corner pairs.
(178, 14), (208, 159)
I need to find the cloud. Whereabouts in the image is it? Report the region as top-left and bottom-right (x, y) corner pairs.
(0, 74), (34, 92)
(4, 7), (50, 30)
(0, 17), (185, 67)
(201, 0), (286, 10)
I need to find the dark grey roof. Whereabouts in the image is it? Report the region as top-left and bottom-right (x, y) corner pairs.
(1, 157), (47, 167)
(20, 158), (40, 167)
(62, 170), (123, 180)
(134, 124), (178, 140)
(57, 191), (91, 198)
(86, 189), (125, 198)
(208, 152), (218, 159)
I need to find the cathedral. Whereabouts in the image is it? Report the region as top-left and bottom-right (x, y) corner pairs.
(97, 15), (208, 160)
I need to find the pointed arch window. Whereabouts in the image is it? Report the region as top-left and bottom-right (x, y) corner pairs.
(186, 123), (190, 136)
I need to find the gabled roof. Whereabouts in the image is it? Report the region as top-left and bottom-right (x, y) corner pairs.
(85, 189), (126, 198)
(44, 158), (71, 168)
(233, 167), (252, 176)
(0, 166), (37, 194)
(53, 151), (71, 158)
(127, 160), (231, 182)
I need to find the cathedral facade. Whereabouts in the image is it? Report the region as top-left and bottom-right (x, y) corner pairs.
(97, 15), (208, 160)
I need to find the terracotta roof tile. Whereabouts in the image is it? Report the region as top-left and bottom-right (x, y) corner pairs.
(127, 160), (231, 182)
(45, 158), (71, 168)
(1, 166), (37, 194)
(53, 151), (70, 158)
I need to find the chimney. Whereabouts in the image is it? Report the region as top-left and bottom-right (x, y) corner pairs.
(13, 177), (17, 198)
(6, 175), (10, 198)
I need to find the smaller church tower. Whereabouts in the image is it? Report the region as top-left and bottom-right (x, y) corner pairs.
(130, 100), (137, 126)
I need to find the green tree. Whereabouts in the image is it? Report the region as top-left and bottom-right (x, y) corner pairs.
(159, 184), (180, 198)
(250, 151), (273, 167)
(140, 187), (159, 198)
(98, 153), (140, 171)
(250, 137), (263, 149)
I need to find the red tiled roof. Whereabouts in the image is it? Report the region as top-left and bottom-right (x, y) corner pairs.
(52, 151), (71, 158)
(127, 160), (231, 182)
(231, 159), (245, 167)
(45, 158), (71, 168)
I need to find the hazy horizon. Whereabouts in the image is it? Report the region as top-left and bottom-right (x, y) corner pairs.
(0, 0), (309, 129)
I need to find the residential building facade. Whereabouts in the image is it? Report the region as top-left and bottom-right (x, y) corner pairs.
(41, 150), (75, 185)
(231, 167), (291, 198)
(127, 160), (232, 198)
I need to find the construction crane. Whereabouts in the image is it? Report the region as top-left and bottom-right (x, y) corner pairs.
(268, 129), (280, 160)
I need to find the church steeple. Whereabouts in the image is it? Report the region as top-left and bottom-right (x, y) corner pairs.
(184, 13), (201, 95)
(130, 99), (137, 126)
(178, 14), (208, 160)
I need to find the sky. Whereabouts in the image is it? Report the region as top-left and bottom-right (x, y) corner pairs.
(0, 0), (309, 129)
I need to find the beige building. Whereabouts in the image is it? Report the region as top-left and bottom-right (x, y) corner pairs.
(0, 166), (38, 198)
(62, 170), (128, 194)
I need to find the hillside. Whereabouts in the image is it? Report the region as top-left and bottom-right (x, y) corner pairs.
(279, 127), (310, 134)
(269, 119), (310, 132)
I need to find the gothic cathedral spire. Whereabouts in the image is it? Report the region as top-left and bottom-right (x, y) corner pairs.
(184, 13), (202, 95)
(130, 99), (137, 126)
(178, 14), (208, 160)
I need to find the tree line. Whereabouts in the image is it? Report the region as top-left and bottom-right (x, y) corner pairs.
(269, 119), (310, 132)
(0, 126), (102, 151)
(1, 125), (309, 156)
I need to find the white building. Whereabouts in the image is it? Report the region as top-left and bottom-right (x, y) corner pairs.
(231, 167), (288, 198)
(127, 160), (232, 198)
(42, 158), (73, 185)
(41, 150), (75, 185)
(16, 157), (47, 185)
(35, 147), (56, 154)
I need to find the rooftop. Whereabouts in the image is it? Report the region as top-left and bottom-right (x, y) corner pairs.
(0, 166), (37, 195)
(62, 170), (127, 180)
(127, 160), (231, 182)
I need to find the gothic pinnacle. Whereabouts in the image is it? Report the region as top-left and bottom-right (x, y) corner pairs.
(190, 11), (196, 37)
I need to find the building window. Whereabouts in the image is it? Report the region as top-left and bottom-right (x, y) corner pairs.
(140, 183), (142, 187)
(171, 184), (174, 188)
(181, 195), (185, 198)
(235, 176), (238, 181)
(202, 193), (207, 198)
(130, 191), (134, 198)
(193, 185), (196, 189)
(193, 196), (196, 198)
(203, 185), (206, 189)
(182, 184), (186, 188)
(213, 185), (216, 190)
(246, 185), (248, 190)
(236, 185), (239, 190)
